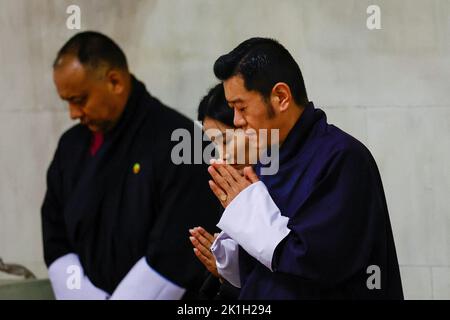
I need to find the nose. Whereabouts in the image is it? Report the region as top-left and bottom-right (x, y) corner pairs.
(233, 109), (247, 128)
(69, 104), (84, 120)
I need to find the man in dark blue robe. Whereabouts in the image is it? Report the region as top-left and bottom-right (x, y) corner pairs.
(42, 32), (221, 299)
(208, 38), (403, 300)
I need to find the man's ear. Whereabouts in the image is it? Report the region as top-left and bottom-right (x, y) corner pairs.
(271, 82), (292, 113)
(106, 70), (125, 94)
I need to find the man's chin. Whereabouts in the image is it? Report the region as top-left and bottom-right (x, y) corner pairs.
(82, 120), (113, 133)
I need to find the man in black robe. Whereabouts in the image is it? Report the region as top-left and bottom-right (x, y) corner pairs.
(41, 31), (221, 299)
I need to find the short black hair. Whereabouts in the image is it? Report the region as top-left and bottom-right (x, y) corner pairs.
(214, 37), (308, 106)
(198, 83), (234, 127)
(53, 31), (128, 71)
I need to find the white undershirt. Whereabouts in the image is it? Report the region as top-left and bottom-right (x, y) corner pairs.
(48, 254), (185, 300)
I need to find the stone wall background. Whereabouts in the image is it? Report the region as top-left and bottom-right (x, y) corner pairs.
(0, 0), (449, 299)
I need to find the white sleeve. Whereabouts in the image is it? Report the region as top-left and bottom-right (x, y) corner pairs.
(48, 253), (109, 300)
(210, 231), (241, 288)
(109, 257), (186, 300)
(217, 181), (291, 271)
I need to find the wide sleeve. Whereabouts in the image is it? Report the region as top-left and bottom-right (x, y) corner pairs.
(41, 141), (73, 267)
(218, 146), (380, 287)
(216, 182), (290, 272)
(48, 253), (109, 300)
(211, 231), (242, 288)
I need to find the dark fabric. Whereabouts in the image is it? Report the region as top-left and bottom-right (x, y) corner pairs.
(89, 132), (104, 156)
(238, 102), (403, 300)
(42, 76), (222, 295)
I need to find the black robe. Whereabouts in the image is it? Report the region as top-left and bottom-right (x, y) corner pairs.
(238, 102), (403, 299)
(41, 76), (222, 296)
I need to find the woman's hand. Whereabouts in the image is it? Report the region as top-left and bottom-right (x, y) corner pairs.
(189, 227), (220, 278)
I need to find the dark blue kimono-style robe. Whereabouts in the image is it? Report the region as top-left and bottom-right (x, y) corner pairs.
(238, 102), (403, 299)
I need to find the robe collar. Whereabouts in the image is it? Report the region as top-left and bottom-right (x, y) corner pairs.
(256, 101), (325, 173)
(278, 101), (318, 164)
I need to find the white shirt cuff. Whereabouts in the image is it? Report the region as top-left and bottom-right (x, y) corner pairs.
(48, 253), (109, 300)
(211, 231), (241, 288)
(217, 181), (290, 271)
(109, 257), (186, 300)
